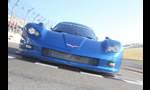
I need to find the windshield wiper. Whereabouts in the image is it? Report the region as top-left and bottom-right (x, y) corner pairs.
(53, 30), (64, 33)
(86, 37), (93, 40)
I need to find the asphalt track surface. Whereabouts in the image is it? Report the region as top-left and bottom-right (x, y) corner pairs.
(8, 42), (143, 90)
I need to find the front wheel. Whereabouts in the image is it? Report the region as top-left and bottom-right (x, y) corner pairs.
(105, 73), (121, 78)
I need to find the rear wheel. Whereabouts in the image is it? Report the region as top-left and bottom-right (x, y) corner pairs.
(106, 74), (116, 77)
(104, 73), (121, 78)
(96, 71), (119, 78)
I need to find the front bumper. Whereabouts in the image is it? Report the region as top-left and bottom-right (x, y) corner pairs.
(19, 38), (122, 74)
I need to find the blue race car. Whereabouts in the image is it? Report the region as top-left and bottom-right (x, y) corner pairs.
(19, 22), (123, 74)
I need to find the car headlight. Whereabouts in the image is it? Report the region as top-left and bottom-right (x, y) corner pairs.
(28, 27), (40, 37)
(107, 62), (116, 67)
(106, 44), (120, 53)
(34, 31), (40, 36)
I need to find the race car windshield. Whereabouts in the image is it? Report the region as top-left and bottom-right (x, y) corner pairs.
(52, 23), (96, 40)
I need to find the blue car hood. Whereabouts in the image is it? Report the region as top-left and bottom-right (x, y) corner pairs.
(41, 31), (100, 51)
(24, 23), (123, 60)
(38, 30), (122, 59)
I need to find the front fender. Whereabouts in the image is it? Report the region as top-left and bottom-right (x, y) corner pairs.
(101, 39), (123, 53)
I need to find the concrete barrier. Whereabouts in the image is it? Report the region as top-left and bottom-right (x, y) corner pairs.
(8, 32), (21, 44)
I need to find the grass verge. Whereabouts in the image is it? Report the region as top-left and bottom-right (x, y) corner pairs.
(123, 48), (143, 61)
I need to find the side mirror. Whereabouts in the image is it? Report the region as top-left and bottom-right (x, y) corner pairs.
(50, 27), (53, 30)
(39, 22), (43, 26)
(96, 37), (99, 41)
(105, 37), (111, 40)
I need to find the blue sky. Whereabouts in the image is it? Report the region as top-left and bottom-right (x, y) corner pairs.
(8, 0), (143, 45)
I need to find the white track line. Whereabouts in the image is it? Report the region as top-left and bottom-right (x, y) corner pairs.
(122, 66), (143, 74)
(80, 71), (104, 78)
(35, 62), (58, 69)
(120, 78), (143, 86)
(81, 71), (143, 86)
(8, 55), (16, 59)
(8, 40), (20, 44)
(35, 61), (143, 86)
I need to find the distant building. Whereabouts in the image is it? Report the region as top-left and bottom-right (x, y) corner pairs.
(8, 14), (28, 34)
(8, 14), (52, 33)
(124, 43), (143, 48)
(8, 14), (28, 28)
